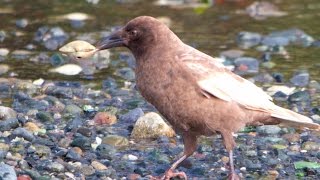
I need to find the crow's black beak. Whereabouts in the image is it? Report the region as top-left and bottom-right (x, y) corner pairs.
(96, 30), (125, 50)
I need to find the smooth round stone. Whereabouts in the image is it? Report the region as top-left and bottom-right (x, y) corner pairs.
(301, 141), (320, 151)
(93, 112), (117, 125)
(33, 144), (52, 157)
(0, 48), (9, 56)
(256, 125), (281, 135)
(70, 136), (91, 150)
(102, 135), (129, 147)
(80, 164), (95, 176)
(131, 112), (175, 139)
(91, 161), (108, 170)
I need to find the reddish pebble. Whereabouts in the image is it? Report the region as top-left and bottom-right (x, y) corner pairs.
(128, 173), (141, 180)
(93, 112), (117, 125)
(17, 175), (32, 180)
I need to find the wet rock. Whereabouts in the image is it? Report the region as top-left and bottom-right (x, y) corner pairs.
(65, 117), (83, 132)
(36, 112), (54, 123)
(288, 90), (311, 103)
(246, 1), (287, 20)
(12, 127), (35, 142)
(290, 71), (309, 87)
(131, 112), (175, 139)
(95, 144), (117, 159)
(16, 19), (28, 28)
(268, 28), (314, 47)
(236, 32), (262, 49)
(0, 163), (16, 180)
(234, 57), (259, 75)
(34, 26), (69, 50)
(45, 86), (73, 99)
(93, 112), (117, 125)
(256, 125), (281, 135)
(262, 36), (290, 46)
(0, 118), (19, 131)
(77, 127), (92, 137)
(70, 136), (91, 150)
(253, 73), (274, 83)
(120, 108), (144, 123)
(50, 53), (66, 66)
(0, 106), (17, 120)
(102, 135), (129, 146)
(66, 148), (82, 161)
(220, 49), (245, 60)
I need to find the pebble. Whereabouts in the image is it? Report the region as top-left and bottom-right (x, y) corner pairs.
(93, 112), (117, 125)
(12, 127), (35, 142)
(290, 71), (310, 87)
(120, 108), (144, 123)
(256, 125), (281, 135)
(102, 135), (129, 146)
(0, 163), (16, 180)
(0, 118), (19, 131)
(131, 112), (175, 139)
(95, 144), (117, 159)
(91, 160), (108, 170)
(49, 64), (83, 75)
(16, 18), (28, 28)
(302, 141), (320, 151)
(0, 106), (17, 120)
(236, 32), (262, 49)
(220, 49), (245, 60)
(234, 57), (259, 75)
(36, 111), (54, 122)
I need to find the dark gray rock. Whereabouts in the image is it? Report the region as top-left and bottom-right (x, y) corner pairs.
(96, 144), (117, 159)
(288, 90), (311, 103)
(0, 118), (19, 131)
(45, 86), (73, 99)
(36, 112), (54, 123)
(70, 136), (91, 150)
(0, 163), (16, 180)
(120, 108), (144, 123)
(268, 28), (314, 47)
(12, 127), (35, 142)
